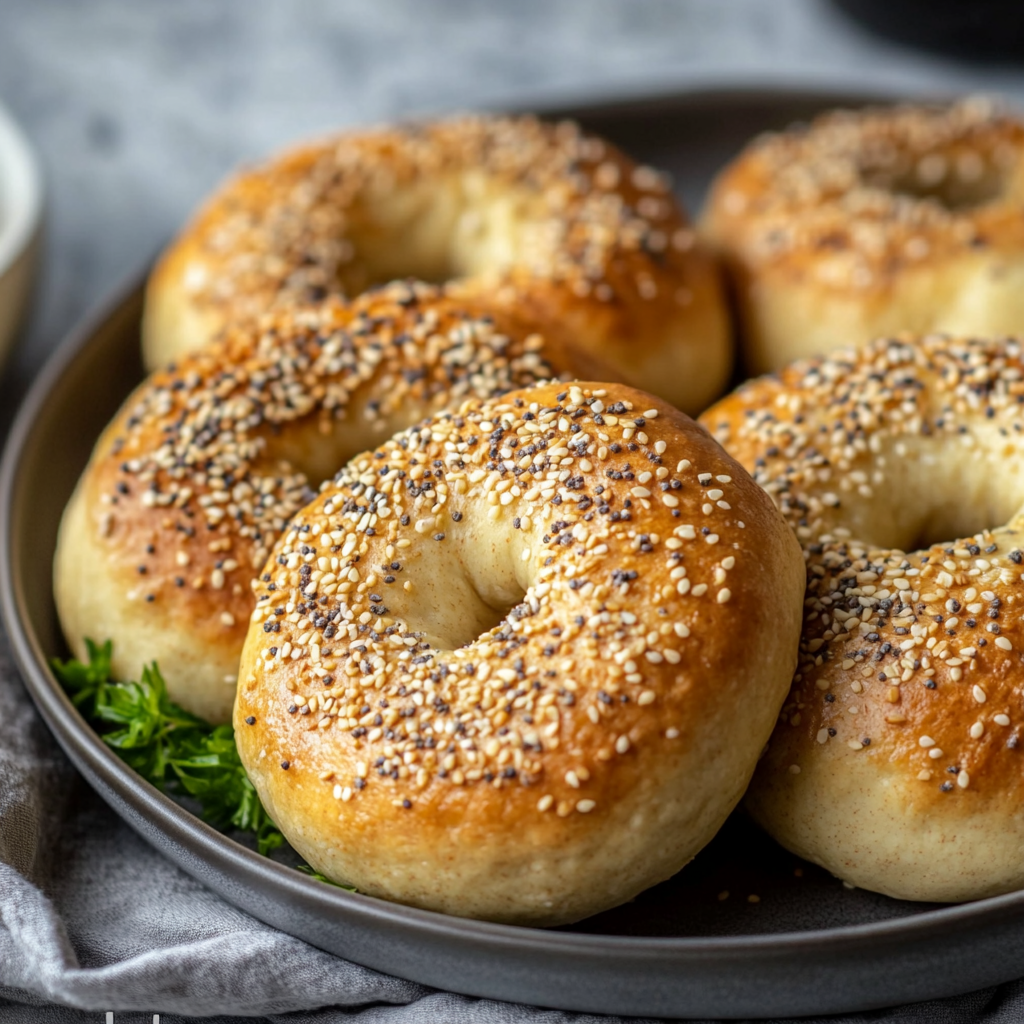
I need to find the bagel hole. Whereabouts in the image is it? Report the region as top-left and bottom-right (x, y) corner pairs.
(853, 481), (1023, 556)
(337, 245), (459, 292)
(863, 155), (1005, 211)
(411, 569), (528, 654)
(905, 508), (1010, 554)
(451, 574), (530, 650)
(476, 593), (531, 647)
(330, 185), (526, 295)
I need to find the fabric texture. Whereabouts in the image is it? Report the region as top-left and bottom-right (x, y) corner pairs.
(1, 627), (1023, 1024)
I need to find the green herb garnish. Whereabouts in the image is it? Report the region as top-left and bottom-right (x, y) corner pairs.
(295, 863), (356, 890)
(52, 639), (285, 856)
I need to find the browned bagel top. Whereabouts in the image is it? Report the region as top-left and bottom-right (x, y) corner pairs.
(703, 98), (1024, 292)
(58, 282), (609, 720)
(143, 114), (731, 414)
(151, 113), (702, 334)
(231, 379), (804, 922)
(237, 379), (796, 816)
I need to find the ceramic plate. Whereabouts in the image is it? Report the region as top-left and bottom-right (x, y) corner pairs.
(5, 86), (1021, 1019)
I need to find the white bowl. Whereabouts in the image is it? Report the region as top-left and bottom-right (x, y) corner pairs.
(0, 101), (42, 369)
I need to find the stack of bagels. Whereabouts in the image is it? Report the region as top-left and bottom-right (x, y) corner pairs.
(54, 98), (1024, 923)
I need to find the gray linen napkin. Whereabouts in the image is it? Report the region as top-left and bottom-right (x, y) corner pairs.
(0, 626), (1021, 1024)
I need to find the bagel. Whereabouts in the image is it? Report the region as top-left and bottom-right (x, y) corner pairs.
(54, 283), (613, 724)
(701, 98), (1024, 373)
(234, 380), (805, 925)
(702, 334), (1024, 902)
(143, 115), (731, 414)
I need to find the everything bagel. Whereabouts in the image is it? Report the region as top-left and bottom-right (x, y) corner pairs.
(702, 98), (1024, 373)
(235, 380), (805, 925)
(702, 334), (1024, 902)
(144, 115), (731, 414)
(55, 283), (610, 724)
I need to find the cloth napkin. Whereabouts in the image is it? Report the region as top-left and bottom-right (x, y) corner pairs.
(2, 628), (1024, 1024)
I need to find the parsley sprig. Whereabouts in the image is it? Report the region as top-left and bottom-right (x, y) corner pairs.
(52, 639), (285, 855)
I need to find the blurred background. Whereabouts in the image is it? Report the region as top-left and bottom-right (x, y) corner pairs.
(4, 0), (1024, 387)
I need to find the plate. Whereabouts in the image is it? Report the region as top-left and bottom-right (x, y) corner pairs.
(5, 86), (1024, 1020)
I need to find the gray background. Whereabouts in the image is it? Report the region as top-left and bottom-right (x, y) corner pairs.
(5, 1), (1024, 1021)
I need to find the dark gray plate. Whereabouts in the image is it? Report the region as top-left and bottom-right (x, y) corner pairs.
(4, 86), (1023, 1020)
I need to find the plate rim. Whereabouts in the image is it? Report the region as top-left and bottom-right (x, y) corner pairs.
(11, 251), (1024, 954)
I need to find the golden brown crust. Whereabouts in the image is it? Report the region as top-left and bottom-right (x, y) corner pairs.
(701, 334), (1024, 901)
(54, 283), (612, 723)
(701, 98), (1024, 373)
(235, 380), (805, 924)
(144, 115), (731, 414)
